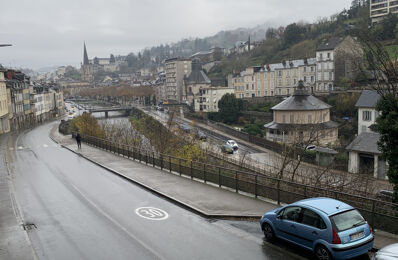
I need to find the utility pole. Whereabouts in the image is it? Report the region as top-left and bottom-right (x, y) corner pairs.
(0, 44), (12, 47)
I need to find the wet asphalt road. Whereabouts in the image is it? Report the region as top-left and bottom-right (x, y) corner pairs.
(5, 122), (298, 260)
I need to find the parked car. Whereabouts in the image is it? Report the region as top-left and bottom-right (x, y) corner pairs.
(305, 144), (316, 151)
(260, 197), (374, 260)
(373, 243), (398, 259)
(221, 144), (234, 154)
(226, 140), (238, 150)
(196, 130), (207, 140)
(180, 124), (191, 133)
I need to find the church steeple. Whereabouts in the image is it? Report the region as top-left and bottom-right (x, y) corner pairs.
(83, 42), (89, 65)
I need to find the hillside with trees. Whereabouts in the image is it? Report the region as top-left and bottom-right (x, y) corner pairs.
(208, 0), (372, 79)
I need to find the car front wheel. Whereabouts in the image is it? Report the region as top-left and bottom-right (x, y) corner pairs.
(263, 223), (274, 241)
(315, 245), (332, 260)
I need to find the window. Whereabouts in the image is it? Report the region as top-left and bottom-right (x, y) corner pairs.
(280, 206), (302, 222)
(282, 115), (286, 123)
(308, 114), (312, 123)
(327, 52), (330, 59)
(311, 66), (314, 72)
(278, 71), (282, 76)
(311, 76), (314, 82)
(252, 84), (254, 90)
(304, 76), (307, 82)
(278, 89), (281, 95)
(290, 114), (294, 123)
(302, 209), (326, 229)
(320, 53), (323, 60)
(303, 67), (306, 72)
(246, 84), (249, 90)
(363, 110), (372, 121)
(287, 88), (290, 95)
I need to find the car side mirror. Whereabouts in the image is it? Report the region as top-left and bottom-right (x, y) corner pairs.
(277, 215), (282, 219)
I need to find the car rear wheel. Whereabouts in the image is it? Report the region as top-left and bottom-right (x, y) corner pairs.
(262, 223), (274, 241)
(315, 245), (332, 260)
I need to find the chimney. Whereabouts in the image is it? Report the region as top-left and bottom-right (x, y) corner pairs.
(266, 64), (271, 71)
(304, 57), (308, 65)
(282, 60), (286, 67)
(289, 61), (294, 68)
(6, 69), (15, 80)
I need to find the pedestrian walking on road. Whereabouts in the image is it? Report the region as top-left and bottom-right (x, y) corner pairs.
(76, 132), (82, 149)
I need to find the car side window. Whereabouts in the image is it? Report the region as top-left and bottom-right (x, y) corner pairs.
(282, 206), (302, 222)
(301, 209), (326, 229)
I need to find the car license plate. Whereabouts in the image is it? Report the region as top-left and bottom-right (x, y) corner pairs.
(350, 231), (364, 240)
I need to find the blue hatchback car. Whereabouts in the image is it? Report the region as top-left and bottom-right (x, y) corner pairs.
(260, 197), (374, 260)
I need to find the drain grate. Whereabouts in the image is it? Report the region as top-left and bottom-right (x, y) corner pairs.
(22, 223), (37, 231)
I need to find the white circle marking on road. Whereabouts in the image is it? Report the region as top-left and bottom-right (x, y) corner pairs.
(135, 207), (169, 221)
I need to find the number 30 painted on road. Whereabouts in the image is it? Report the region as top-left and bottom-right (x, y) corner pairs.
(135, 207), (169, 220)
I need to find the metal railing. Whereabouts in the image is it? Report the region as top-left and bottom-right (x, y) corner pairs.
(78, 133), (398, 234)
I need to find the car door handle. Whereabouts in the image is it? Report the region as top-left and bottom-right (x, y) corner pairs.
(312, 231), (318, 235)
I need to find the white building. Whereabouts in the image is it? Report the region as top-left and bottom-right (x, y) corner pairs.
(195, 87), (235, 112)
(346, 90), (387, 179)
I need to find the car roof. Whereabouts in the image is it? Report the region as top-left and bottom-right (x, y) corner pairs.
(292, 197), (353, 216)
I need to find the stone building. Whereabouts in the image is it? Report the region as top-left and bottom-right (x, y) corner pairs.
(315, 36), (363, 93)
(81, 42), (94, 82)
(0, 66), (10, 134)
(264, 81), (339, 146)
(184, 59), (211, 106)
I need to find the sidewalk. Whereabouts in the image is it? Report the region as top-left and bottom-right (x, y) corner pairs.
(0, 133), (35, 260)
(50, 126), (398, 250)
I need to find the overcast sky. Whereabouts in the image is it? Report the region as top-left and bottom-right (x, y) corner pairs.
(0, 0), (352, 70)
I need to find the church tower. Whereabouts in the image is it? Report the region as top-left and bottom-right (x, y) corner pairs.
(81, 42), (94, 82)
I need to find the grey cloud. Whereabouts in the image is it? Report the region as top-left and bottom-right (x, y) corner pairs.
(0, 0), (352, 69)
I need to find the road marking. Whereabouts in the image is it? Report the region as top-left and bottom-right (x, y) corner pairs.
(135, 207), (169, 221)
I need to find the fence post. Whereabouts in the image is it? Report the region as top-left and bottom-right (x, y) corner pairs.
(145, 151), (148, 165)
(190, 160), (193, 179)
(127, 146), (130, 158)
(255, 175), (258, 198)
(334, 191), (338, 200)
(304, 186), (307, 198)
(160, 156), (163, 170)
(169, 156), (172, 173)
(153, 152), (155, 167)
(139, 149), (141, 162)
(203, 164), (206, 183)
(235, 171), (238, 193)
(277, 179), (281, 205)
(218, 167), (221, 187)
(179, 159), (181, 176)
(371, 200), (376, 229)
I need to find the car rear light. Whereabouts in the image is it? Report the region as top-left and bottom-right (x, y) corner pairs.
(368, 223), (372, 234)
(332, 228), (341, 244)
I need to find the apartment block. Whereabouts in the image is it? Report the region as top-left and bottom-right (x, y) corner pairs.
(165, 58), (192, 103)
(231, 58), (316, 98)
(370, 0), (398, 23)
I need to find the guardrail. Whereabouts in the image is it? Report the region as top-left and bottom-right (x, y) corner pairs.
(78, 133), (398, 234)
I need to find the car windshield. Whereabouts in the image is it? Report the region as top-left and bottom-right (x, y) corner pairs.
(330, 209), (365, 232)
